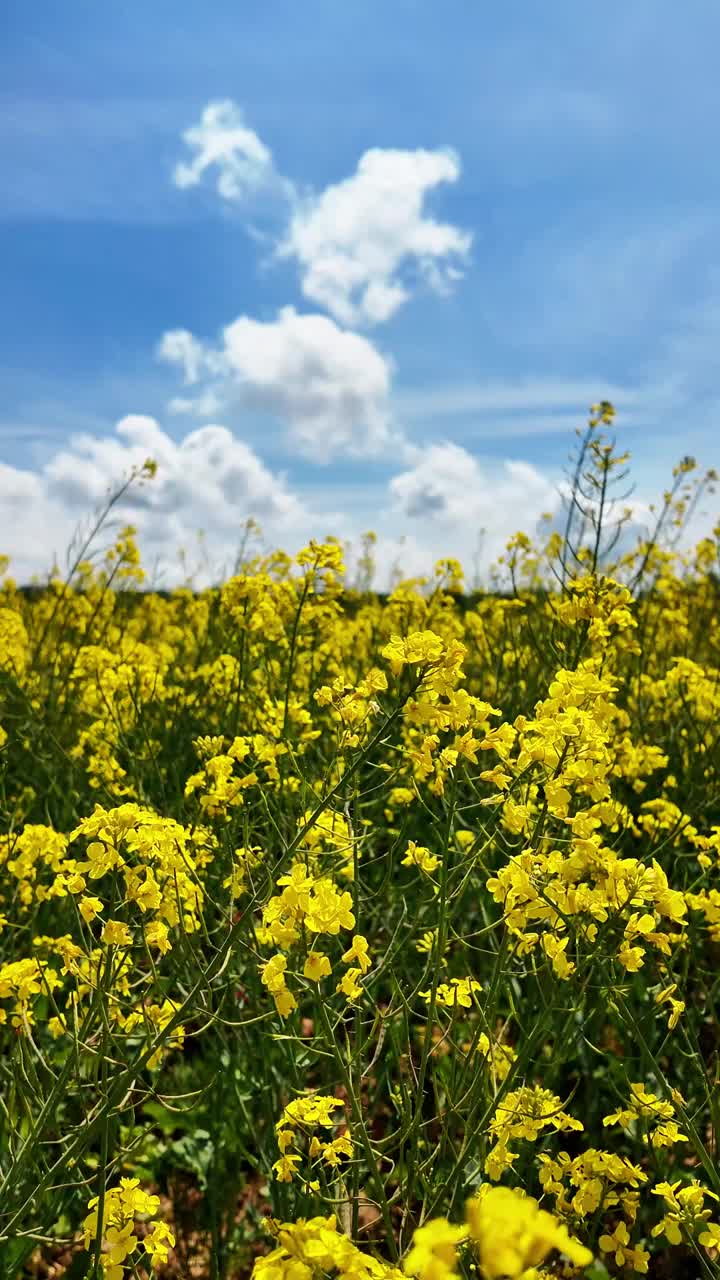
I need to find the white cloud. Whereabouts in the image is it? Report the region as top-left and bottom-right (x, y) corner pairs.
(391, 442), (556, 524)
(165, 111), (473, 458)
(173, 99), (289, 203)
(0, 461), (44, 509)
(172, 102), (471, 328)
(0, 415), (309, 585)
(168, 390), (224, 418)
(158, 305), (401, 460)
(157, 329), (209, 384)
(0, 461), (76, 584)
(388, 442), (560, 572)
(276, 147), (472, 326)
(48, 415), (304, 526)
(3, 421), (712, 592)
(0, 413), (569, 592)
(384, 442), (711, 586)
(393, 378), (642, 421)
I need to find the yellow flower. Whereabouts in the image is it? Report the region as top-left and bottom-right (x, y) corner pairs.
(401, 842), (440, 875)
(598, 1221), (649, 1273)
(303, 951), (332, 981)
(321, 1134), (353, 1167)
(79, 896), (104, 923)
(382, 630), (445, 676)
(341, 934), (371, 973)
(143, 1221), (175, 1266)
(699, 1222), (720, 1250)
(280, 1094), (343, 1129)
(404, 1217), (465, 1280)
(144, 920), (171, 954)
(336, 967), (363, 1002)
(305, 881), (355, 935)
(105, 1221), (136, 1267)
(466, 1185), (592, 1277)
(415, 929), (438, 955)
(541, 932), (575, 979)
(272, 1154), (302, 1182)
(260, 953), (289, 994)
(421, 977), (482, 1009)
(101, 919), (132, 947)
(273, 988), (297, 1018)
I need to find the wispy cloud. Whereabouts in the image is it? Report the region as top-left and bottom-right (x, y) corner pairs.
(172, 99), (294, 206)
(496, 87), (618, 137)
(494, 212), (716, 351)
(0, 95), (187, 223)
(393, 378), (641, 420)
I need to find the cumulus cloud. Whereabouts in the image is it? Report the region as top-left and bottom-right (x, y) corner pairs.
(0, 415), (309, 585)
(47, 415), (303, 522)
(3, 421), (708, 592)
(276, 147), (472, 326)
(388, 442), (561, 570)
(158, 306), (401, 460)
(391, 443), (556, 523)
(173, 99), (291, 204)
(386, 441), (705, 585)
(0, 460), (44, 509)
(173, 102), (471, 328)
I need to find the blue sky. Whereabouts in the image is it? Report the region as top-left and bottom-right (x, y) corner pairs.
(2, 1), (719, 585)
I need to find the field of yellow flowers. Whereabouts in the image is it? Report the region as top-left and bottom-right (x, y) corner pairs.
(1, 405), (720, 1280)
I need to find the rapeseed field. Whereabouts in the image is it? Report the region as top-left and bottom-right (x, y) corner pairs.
(1, 404), (720, 1279)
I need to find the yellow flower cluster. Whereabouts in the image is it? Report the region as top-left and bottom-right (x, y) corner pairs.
(274, 1094), (353, 1184)
(603, 1082), (688, 1149)
(254, 1214), (404, 1280)
(652, 1179), (720, 1249)
(255, 1186), (592, 1280)
(485, 1086), (583, 1181)
(82, 1178), (174, 1280)
(465, 1185), (592, 1278)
